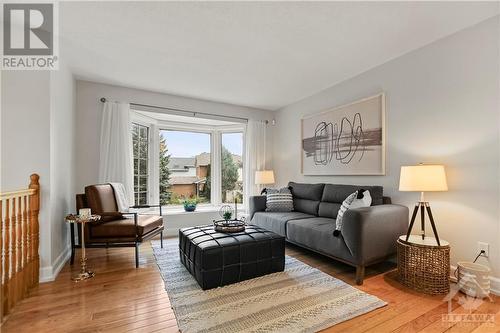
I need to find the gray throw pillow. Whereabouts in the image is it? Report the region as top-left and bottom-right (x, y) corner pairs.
(265, 187), (294, 212)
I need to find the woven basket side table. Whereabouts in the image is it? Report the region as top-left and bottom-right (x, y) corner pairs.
(397, 235), (450, 295)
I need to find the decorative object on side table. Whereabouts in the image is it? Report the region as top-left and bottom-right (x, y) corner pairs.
(397, 235), (450, 294)
(219, 204), (233, 220)
(213, 201), (246, 233)
(65, 212), (101, 282)
(399, 164), (448, 245)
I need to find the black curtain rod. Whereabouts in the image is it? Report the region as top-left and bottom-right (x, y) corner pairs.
(99, 97), (257, 123)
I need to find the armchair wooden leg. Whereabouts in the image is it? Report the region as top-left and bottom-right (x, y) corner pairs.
(160, 231), (164, 248)
(135, 243), (139, 268)
(355, 265), (365, 285)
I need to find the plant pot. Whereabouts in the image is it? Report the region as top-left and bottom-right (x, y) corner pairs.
(184, 204), (197, 212)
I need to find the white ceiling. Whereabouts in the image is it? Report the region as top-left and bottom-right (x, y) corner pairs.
(61, 2), (499, 110)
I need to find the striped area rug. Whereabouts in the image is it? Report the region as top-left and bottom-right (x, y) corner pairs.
(151, 240), (386, 333)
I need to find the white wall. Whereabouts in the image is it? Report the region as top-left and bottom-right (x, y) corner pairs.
(273, 17), (500, 280)
(46, 58), (76, 281)
(75, 80), (274, 231)
(1, 62), (76, 282)
(1, 71), (52, 271)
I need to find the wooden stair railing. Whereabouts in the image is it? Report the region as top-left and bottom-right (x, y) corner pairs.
(0, 174), (40, 324)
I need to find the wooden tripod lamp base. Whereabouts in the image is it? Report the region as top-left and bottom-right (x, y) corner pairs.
(405, 201), (441, 246)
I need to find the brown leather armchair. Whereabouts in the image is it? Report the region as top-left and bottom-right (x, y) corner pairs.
(72, 184), (164, 268)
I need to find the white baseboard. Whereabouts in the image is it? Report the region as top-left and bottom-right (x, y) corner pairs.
(39, 246), (71, 283)
(450, 265), (500, 296)
(491, 278), (499, 295)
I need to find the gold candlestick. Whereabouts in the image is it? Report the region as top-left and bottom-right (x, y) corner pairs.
(66, 214), (100, 282)
(234, 195), (237, 220)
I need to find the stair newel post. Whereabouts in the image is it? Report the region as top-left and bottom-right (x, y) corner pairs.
(29, 174), (40, 287)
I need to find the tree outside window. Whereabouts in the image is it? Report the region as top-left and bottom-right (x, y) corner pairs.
(221, 133), (243, 203)
(159, 135), (171, 205)
(132, 123), (149, 205)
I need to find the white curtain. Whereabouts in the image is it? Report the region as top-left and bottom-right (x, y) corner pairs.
(244, 120), (267, 209)
(98, 101), (135, 205)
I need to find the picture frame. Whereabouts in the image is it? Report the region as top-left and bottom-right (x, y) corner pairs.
(301, 93), (386, 176)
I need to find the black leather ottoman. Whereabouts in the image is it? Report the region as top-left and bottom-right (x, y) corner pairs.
(179, 225), (285, 290)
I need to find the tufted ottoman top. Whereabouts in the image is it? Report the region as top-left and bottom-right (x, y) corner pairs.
(179, 224), (285, 289)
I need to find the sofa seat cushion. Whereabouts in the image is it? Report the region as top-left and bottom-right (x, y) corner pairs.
(286, 218), (354, 264)
(90, 215), (163, 238)
(251, 211), (315, 236)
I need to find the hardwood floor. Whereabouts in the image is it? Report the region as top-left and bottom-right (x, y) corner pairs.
(2, 239), (498, 333)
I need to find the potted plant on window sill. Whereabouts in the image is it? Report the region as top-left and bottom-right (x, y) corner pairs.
(183, 197), (198, 212)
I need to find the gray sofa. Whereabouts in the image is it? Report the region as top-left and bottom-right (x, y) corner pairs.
(249, 182), (409, 285)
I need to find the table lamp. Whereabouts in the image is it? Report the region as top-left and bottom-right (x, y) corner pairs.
(255, 170), (275, 185)
(399, 164), (448, 245)
(255, 170), (275, 194)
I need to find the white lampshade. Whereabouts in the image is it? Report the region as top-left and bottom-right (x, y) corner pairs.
(399, 164), (448, 192)
(255, 170), (275, 185)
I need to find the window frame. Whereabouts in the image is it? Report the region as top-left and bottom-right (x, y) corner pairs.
(132, 122), (151, 206)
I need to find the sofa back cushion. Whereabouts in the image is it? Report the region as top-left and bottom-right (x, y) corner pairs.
(288, 182), (325, 216)
(318, 184), (383, 219)
(318, 202), (342, 219)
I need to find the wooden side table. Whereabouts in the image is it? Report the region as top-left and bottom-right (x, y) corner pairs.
(66, 214), (101, 282)
(397, 235), (450, 295)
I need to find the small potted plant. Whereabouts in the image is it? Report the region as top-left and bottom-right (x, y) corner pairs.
(223, 211), (233, 221)
(183, 196), (198, 212)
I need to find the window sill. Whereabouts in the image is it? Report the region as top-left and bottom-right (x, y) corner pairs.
(133, 204), (246, 216)
(164, 205), (219, 215)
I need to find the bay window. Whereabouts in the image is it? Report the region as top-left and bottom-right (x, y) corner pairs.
(131, 111), (245, 209)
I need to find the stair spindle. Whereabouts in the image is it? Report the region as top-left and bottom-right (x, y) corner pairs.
(0, 174), (40, 324)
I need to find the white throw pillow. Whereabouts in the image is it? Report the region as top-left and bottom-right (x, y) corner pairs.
(333, 190), (372, 237)
(350, 190), (372, 209)
(334, 191), (357, 236)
